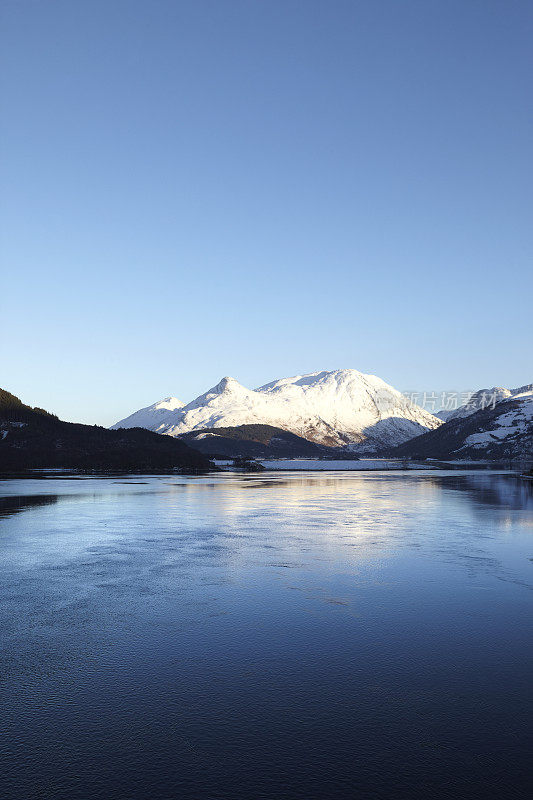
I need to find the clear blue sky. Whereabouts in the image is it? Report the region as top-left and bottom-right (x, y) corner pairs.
(1, 0), (532, 425)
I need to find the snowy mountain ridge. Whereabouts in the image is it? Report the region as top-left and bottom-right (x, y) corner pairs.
(446, 387), (512, 421)
(111, 369), (442, 452)
(395, 385), (533, 460)
(458, 386), (533, 454)
(436, 384), (533, 422)
(111, 396), (185, 431)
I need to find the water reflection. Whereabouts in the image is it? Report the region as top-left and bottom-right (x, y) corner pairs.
(0, 471), (530, 601)
(453, 472), (533, 510)
(0, 471), (532, 800)
(0, 493), (59, 518)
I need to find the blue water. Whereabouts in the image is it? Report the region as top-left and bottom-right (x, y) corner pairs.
(0, 471), (532, 800)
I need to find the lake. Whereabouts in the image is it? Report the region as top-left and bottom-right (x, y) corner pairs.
(1, 471), (532, 799)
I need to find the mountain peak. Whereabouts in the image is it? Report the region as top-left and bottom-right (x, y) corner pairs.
(180, 376), (250, 413)
(447, 387), (512, 421)
(258, 368), (383, 393)
(214, 376), (242, 393)
(153, 397), (184, 411)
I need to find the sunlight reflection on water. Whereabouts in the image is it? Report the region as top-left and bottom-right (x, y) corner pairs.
(0, 471), (532, 800)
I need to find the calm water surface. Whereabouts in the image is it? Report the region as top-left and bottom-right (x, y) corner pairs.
(0, 471), (532, 800)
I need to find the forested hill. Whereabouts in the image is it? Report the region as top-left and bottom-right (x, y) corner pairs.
(0, 388), (212, 474)
(0, 387), (58, 424)
(178, 424), (341, 459)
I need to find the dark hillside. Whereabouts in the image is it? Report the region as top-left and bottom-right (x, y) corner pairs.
(389, 398), (533, 461)
(179, 424), (346, 459)
(0, 389), (212, 473)
(0, 388), (58, 423)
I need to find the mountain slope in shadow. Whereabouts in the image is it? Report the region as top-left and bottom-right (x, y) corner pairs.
(178, 424), (350, 459)
(0, 389), (212, 474)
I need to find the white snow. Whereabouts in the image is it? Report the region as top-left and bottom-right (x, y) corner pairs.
(111, 369), (442, 451)
(447, 385), (533, 421)
(459, 390), (533, 451)
(111, 396), (184, 431)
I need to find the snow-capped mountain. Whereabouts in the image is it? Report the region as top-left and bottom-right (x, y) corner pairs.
(111, 396), (184, 431)
(257, 370), (441, 449)
(435, 385), (533, 423)
(394, 385), (533, 461)
(111, 369), (442, 452)
(445, 387), (513, 421)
